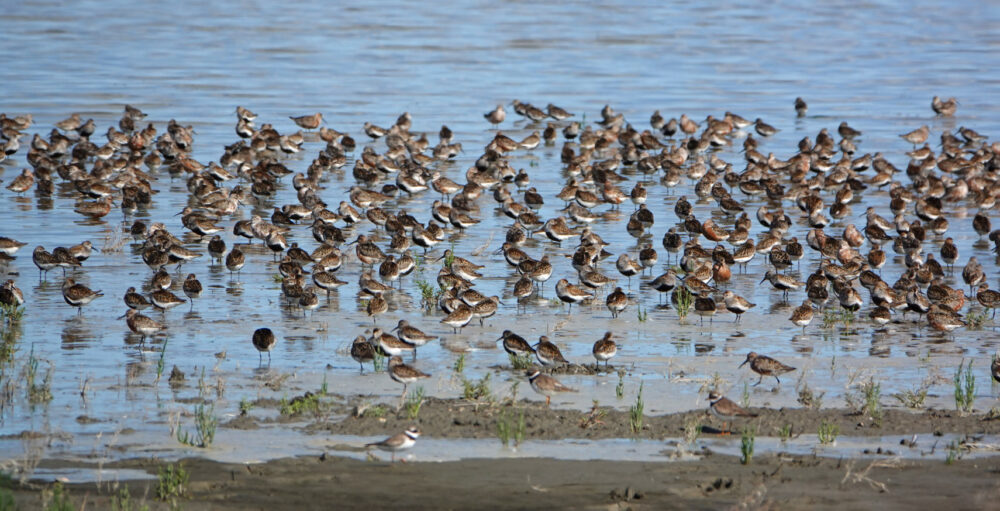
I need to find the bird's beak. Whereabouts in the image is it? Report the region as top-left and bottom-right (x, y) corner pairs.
(738, 359), (748, 368)
(390, 325), (399, 332)
(759, 276), (767, 284)
(116, 312), (127, 320)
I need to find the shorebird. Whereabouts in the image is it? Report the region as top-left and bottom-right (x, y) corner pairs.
(707, 391), (757, 433)
(694, 292), (717, 325)
(62, 278), (103, 314)
(740, 352), (796, 385)
(392, 320), (437, 356)
(789, 300), (814, 332)
(527, 370), (575, 407)
(533, 336), (569, 366)
(388, 356), (431, 403)
(366, 427), (420, 462)
(484, 104), (506, 127)
(372, 328), (415, 359)
(498, 330), (535, 357)
(252, 327), (276, 365)
(592, 331), (617, 368)
(606, 287), (628, 319)
(289, 112), (323, 130)
(0, 280), (24, 307)
(150, 289), (185, 312)
(794, 97), (808, 117)
(350, 335), (377, 373)
(440, 304), (473, 334)
(182, 274), (202, 310)
(723, 291), (755, 323)
(120, 309), (164, 343)
(555, 278), (593, 314)
(32, 246), (59, 279)
(761, 269), (804, 301)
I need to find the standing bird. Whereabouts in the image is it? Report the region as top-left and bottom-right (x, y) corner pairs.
(592, 331), (618, 368)
(723, 290), (755, 323)
(120, 309), (164, 343)
(526, 370), (576, 407)
(789, 300), (814, 332)
(484, 104), (506, 127)
(252, 327), (276, 365)
(365, 427), (420, 463)
(708, 391), (758, 432)
(350, 335), (377, 373)
(606, 286), (628, 319)
(225, 246), (245, 277)
(739, 352), (796, 385)
(62, 278), (103, 314)
(533, 335), (569, 366)
(289, 112), (323, 130)
(388, 356), (431, 405)
(182, 274), (202, 311)
(794, 97), (808, 117)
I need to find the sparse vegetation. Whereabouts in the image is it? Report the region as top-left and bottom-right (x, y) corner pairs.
(822, 308), (855, 329)
(954, 360), (975, 415)
(683, 416), (701, 444)
(25, 346), (53, 405)
(415, 279), (441, 310)
(177, 402), (217, 448)
(740, 382), (750, 409)
(496, 407), (526, 447)
(893, 384), (929, 409)
(945, 440), (961, 465)
(0, 303), (23, 326)
(845, 378), (883, 426)
(155, 339), (168, 381)
(239, 398), (254, 416)
(43, 481), (73, 511)
(818, 420), (839, 445)
(675, 287), (693, 320)
(363, 404), (387, 418)
(508, 352), (534, 370)
(462, 372), (493, 403)
(965, 310), (986, 330)
(453, 353), (465, 374)
(372, 351), (387, 373)
(740, 426), (755, 465)
(405, 386), (425, 419)
(111, 485), (149, 511)
(155, 463), (188, 501)
(796, 379), (823, 410)
(778, 424), (792, 441)
(637, 305), (648, 322)
(615, 369), (625, 399)
(629, 382), (644, 434)
(280, 390), (325, 416)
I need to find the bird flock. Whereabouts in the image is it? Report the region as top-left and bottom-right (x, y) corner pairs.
(1, 93), (999, 439)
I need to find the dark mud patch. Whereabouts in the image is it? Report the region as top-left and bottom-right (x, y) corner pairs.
(301, 396), (1000, 440)
(9, 453), (1000, 510)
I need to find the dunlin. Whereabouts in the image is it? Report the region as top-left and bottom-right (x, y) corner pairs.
(182, 274), (202, 310)
(289, 112), (323, 130)
(534, 336), (569, 366)
(592, 331), (617, 367)
(789, 300), (814, 331)
(150, 289), (185, 312)
(388, 356), (431, 400)
(606, 287), (628, 319)
(62, 278), (103, 314)
(555, 278), (593, 314)
(121, 309), (164, 343)
(740, 352), (795, 385)
(351, 335), (377, 373)
(722, 291), (755, 323)
(252, 327), (276, 364)
(498, 330), (535, 357)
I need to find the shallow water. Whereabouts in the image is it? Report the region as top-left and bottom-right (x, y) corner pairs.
(1, 0), (1000, 464)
